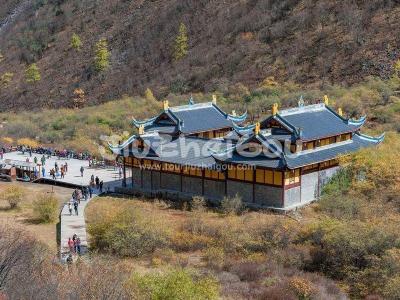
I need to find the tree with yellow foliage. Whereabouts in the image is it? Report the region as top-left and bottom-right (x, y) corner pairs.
(144, 88), (157, 102)
(71, 33), (83, 51)
(17, 138), (39, 148)
(1, 137), (14, 145)
(0, 72), (13, 88)
(94, 39), (110, 72)
(394, 59), (400, 77)
(73, 88), (86, 109)
(174, 23), (188, 60)
(25, 64), (41, 83)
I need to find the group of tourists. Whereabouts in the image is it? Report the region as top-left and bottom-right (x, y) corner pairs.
(90, 174), (104, 192)
(48, 161), (69, 180)
(67, 187), (93, 216)
(67, 233), (82, 262)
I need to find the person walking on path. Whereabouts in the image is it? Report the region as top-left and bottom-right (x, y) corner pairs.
(88, 186), (93, 198)
(61, 167), (65, 179)
(65, 162), (68, 173)
(41, 155), (46, 166)
(68, 238), (74, 253)
(99, 180), (103, 193)
(95, 176), (100, 189)
(68, 202), (72, 215)
(80, 166), (84, 177)
(34, 156), (38, 164)
(42, 167), (46, 178)
(73, 201), (78, 216)
(76, 237), (81, 254)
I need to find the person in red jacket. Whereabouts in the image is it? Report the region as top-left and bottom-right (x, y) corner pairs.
(68, 237), (74, 253)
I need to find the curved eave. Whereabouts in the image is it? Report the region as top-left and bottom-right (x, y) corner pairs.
(347, 115), (366, 127)
(227, 111), (247, 123)
(132, 116), (158, 128)
(232, 122), (256, 135)
(357, 132), (385, 144)
(108, 134), (138, 153)
(208, 145), (236, 156)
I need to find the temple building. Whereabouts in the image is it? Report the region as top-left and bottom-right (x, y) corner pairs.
(110, 96), (384, 210)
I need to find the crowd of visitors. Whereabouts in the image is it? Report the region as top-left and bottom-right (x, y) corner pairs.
(19, 145), (91, 161)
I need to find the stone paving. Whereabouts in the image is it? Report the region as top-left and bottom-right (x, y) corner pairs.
(2, 151), (123, 261)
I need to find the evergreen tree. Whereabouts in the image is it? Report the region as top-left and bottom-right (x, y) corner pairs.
(71, 33), (82, 51)
(25, 64), (41, 83)
(94, 39), (110, 72)
(174, 23), (188, 61)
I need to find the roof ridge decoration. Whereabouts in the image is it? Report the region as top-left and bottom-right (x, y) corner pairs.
(279, 103), (325, 116)
(170, 102), (213, 112)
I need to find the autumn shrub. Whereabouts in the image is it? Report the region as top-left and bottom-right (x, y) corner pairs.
(289, 276), (316, 300)
(204, 247), (225, 270)
(190, 196), (207, 212)
(318, 193), (364, 220)
(128, 268), (219, 300)
(32, 194), (59, 223)
(88, 202), (169, 257)
(171, 231), (211, 252)
(383, 276), (400, 300)
(3, 185), (26, 209)
(229, 261), (264, 282)
(220, 194), (243, 215)
(300, 218), (399, 281)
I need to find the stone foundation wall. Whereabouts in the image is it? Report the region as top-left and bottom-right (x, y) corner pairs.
(121, 166), (343, 210)
(226, 180), (253, 202)
(254, 184), (283, 207)
(131, 167), (142, 187)
(182, 176), (202, 196)
(204, 179), (225, 200)
(142, 170), (152, 190)
(160, 173), (181, 191)
(151, 171), (161, 190)
(284, 186), (301, 207)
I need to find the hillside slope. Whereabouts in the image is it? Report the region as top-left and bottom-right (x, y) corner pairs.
(0, 0), (400, 111)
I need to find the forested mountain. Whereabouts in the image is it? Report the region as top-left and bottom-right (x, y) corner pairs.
(0, 0), (400, 111)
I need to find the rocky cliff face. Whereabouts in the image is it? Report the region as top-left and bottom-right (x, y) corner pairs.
(0, 0), (400, 111)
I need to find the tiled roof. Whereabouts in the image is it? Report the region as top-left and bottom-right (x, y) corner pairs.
(170, 103), (233, 134)
(134, 102), (240, 135)
(285, 133), (380, 169)
(263, 104), (364, 141)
